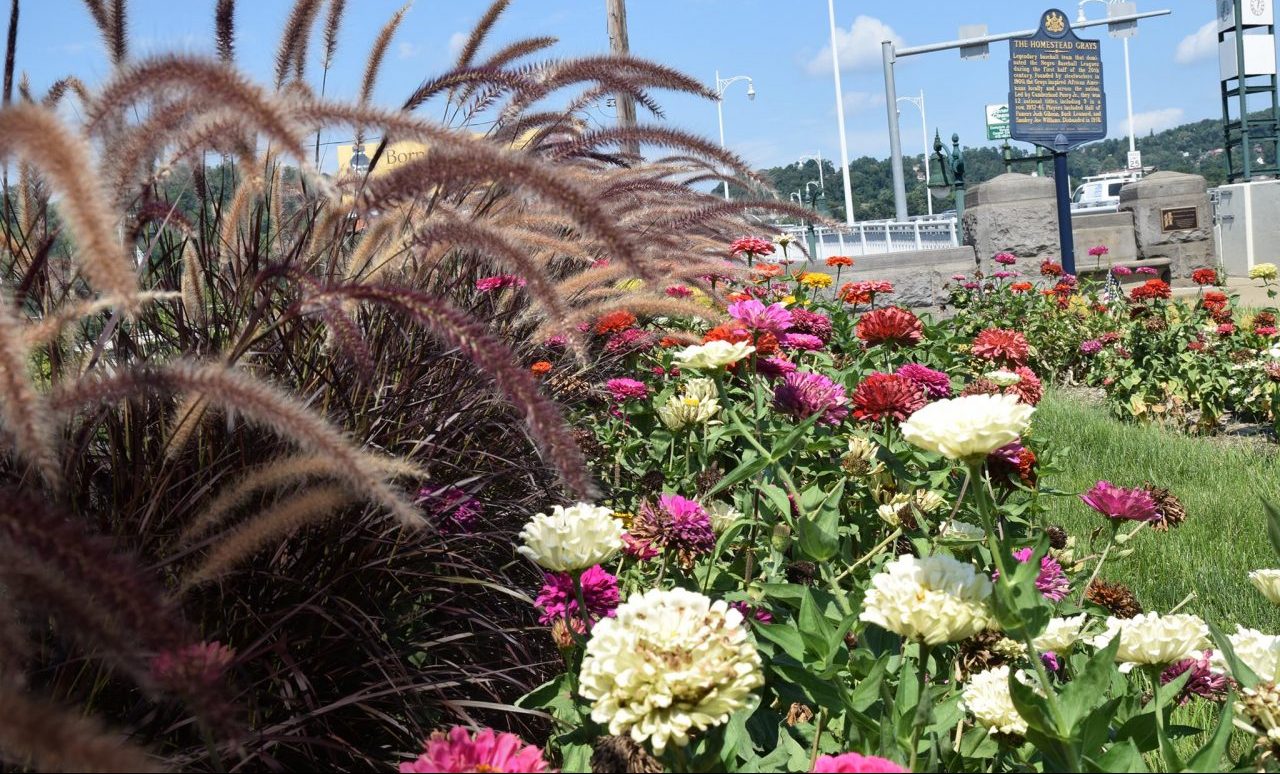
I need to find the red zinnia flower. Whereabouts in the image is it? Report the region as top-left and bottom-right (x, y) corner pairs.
(730, 236), (775, 259)
(1010, 281), (1033, 293)
(838, 282), (871, 304)
(1040, 260), (1064, 278)
(1191, 268), (1218, 286)
(971, 328), (1029, 366)
(855, 306), (923, 347)
(1007, 365), (1043, 405)
(752, 262), (783, 279)
(825, 255), (854, 267)
(851, 373), (926, 422)
(1201, 291), (1228, 312)
(1129, 279), (1171, 302)
(595, 310), (637, 334)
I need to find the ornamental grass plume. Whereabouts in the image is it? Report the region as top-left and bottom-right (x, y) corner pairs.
(855, 306), (923, 347)
(1251, 569), (1280, 605)
(775, 371), (850, 425)
(971, 328), (1029, 366)
(398, 727), (551, 773)
(895, 363), (952, 399)
(860, 554), (993, 645)
(851, 373), (926, 423)
(1089, 613), (1211, 666)
(960, 666), (1030, 736)
(899, 393), (1033, 461)
(1080, 480), (1158, 523)
(727, 298), (793, 335)
(579, 587), (764, 754)
(534, 564), (621, 628)
(811, 752), (907, 772)
(517, 503), (624, 572)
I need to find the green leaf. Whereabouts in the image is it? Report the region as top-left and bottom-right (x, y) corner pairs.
(754, 622), (807, 662)
(1058, 635), (1120, 730)
(798, 589), (837, 660)
(707, 450), (768, 497)
(1093, 739), (1148, 772)
(1264, 500), (1280, 560)
(768, 409), (825, 461)
(991, 539), (1053, 639)
(1184, 696), (1234, 772)
(796, 480), (845, 562)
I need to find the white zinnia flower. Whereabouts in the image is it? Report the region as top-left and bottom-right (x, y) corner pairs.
(847, 435), (878, 462)
(900, 394), (1034, 461)
(960, 666), (1031, 736)
(706, 500), (742, 533)
(1237, 683), (1280, 746)
(1228, 626), (1280, 682)
(1089, 613), (1210, 667)
(913, 489), (947, 514)
(672, 340), (755, 370)
(579, 587), (764, 754)
(984, 369), (1023, 387)
(516, 503), (623, 572)
(860, 554), (993, 645)
(1250, 569), (1280, 605)
(1034, 615), (1088, 653)
(938, 520), (986, 542)
(656, 379), (722, 430)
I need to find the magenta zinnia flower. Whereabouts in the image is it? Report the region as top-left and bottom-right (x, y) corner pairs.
(400, 727), (551, 773)
(780, 332), (826, 351)
(1080, 480), (1158, 522)
(812, 752), (908, 773)
(994, 252), (1018, 265)
(665, 285), (693, 298)
(605, 377), (649, 402)
(1112, 265), (1133, 276)
(660, 493), (715, 552)
(775, 371), (850, 425)
(1080, 339), (1103, 355)
(604, 328), (656, 355)
(895, 363), (952, 399)
(416, 485), (482, 533)
(534, 564), (621, 628)
(474, 274), (526, 293)
(1011, 547), (1070, 601)
(756, 356), (798, 378)
(1088, 245), (1110, 257)
(729, 600), (775, 624)
(1161, 650), (1229, 704)
(790, 308), (834, 342)
(728, 298), (793, 335)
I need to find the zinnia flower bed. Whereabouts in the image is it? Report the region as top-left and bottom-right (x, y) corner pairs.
(489, 249), (1280, 772)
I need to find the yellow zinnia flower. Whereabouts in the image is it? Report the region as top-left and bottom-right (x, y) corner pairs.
(798, 272), (833, 289)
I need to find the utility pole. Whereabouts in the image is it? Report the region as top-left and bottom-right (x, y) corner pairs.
(605, 0), (640, 158)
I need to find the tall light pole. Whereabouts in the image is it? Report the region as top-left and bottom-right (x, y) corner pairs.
(827, 0), (856, 225)
(896, 90), (932, 216)
(1078, 0), (1137, 155)
(714, 70), (755, 201)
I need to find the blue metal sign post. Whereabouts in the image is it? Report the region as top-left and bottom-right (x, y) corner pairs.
(1008, 9), (1107, 275)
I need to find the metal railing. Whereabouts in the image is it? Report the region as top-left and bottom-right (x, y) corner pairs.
(777, 218), (960, 259)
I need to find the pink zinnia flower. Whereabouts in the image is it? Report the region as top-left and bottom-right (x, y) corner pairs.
(895, 363), (952, 399)
(665, 285), (693, 298)
(774, 371), (850, 425)
(730, 236), (776, 259)
(474, 274), (526, 293)
(1080, 339), (1103, 355)
(534, 564), (621, 628)
(1011, 547), (1070, 601)
(992, 270), (1017, 279)
(1112, 265), (1133, 276)
(416, 485), (482, 533)
(1088, 245), (1110, 257)
(790, 308), (834, 342)
(1161, 650), (1229, 704)
(851, 373), (926, 423)
(1080, 480), (1158, 522)
(543, 334), (567, 348)
(756, 356), (798, 378)
(604, 328), (656, 355)
(994, 252), (1018, 265)
(1136, 266), (1159, 276)
(1258, 326), (1278, 336)
(729, 600), (774, 623)
(812, 752), (908, 772)
(951, 273), (967, 281)
(1217, 323), (1235, 336)
(728, 298), (794, 335)
(781, 332), (826, 351)
(400, 727), (550, 773)
(963, 281), (980, 290)
(605, 377), (648, 402)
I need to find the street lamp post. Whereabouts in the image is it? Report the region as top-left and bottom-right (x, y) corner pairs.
(714, 70), (756, 201)
(826, 0), (857, 225)
(895, 90), (932, 216)
(797, 152), (825, 193)
(1078, 0), (1137, 155)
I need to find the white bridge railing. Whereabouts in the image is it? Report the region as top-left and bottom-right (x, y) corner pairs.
(777, 218), (960, 260)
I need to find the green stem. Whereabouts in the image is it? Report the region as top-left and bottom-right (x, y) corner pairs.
(1149, 665), (1180, 772)
(908, 643), (932, 772)
(809, 708), (827, 768)
(1076, 521), (1119, 606)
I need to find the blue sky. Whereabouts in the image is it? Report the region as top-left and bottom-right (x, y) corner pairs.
(18, 1), (1225, 170)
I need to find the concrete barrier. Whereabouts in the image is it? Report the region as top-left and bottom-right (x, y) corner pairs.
(800, 245), (978, 308)
(1072, 210), (1138, 267)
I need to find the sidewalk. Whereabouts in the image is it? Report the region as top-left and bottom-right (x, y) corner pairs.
(1171, 276), (1276, 309)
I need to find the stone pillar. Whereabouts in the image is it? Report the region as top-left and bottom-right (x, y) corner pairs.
(1117, 171), (1214, 278)
(961, 172), (1059, 269)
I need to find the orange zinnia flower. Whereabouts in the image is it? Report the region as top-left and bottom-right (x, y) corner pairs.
(530, 361), (552, 376)
(825, 255), (854, 267)
(595, 311), (637, 335)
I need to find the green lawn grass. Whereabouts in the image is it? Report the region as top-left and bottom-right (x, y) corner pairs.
(1033, 389), (1280, 632)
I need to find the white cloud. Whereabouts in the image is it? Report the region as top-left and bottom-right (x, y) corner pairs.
(841, 90), (885, 114)
(806, 16), (903, 75)
(1175, 20), (1217, 65)
(447, 31), (468, 60)
(397, 42), (420, 60)
(1118, 107), (1185, 137)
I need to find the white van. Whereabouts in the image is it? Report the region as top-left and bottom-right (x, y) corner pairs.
(1070, 172), (1141, 212)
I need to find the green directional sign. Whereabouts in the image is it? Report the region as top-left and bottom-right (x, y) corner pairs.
(986, 103), (1011, 140)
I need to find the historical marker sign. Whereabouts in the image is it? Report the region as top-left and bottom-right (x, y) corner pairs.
(986, 104), (1011, 140)
(1161, 206), (1199, 232)
(1008, 9), (1107, 149)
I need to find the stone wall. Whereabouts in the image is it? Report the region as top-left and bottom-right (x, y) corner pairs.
(962, 173), (1058, 267)
(805, 246), (977, 308)
(1118, 171), (1214, 278)
(1072, 210), (1139, 269)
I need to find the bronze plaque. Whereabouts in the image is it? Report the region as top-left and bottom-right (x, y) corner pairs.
(1161, 206), (1198, 232)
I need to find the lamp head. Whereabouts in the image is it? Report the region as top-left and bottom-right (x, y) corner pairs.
(746, 81), (756, 101)
(1075, 6), (1088, 23)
